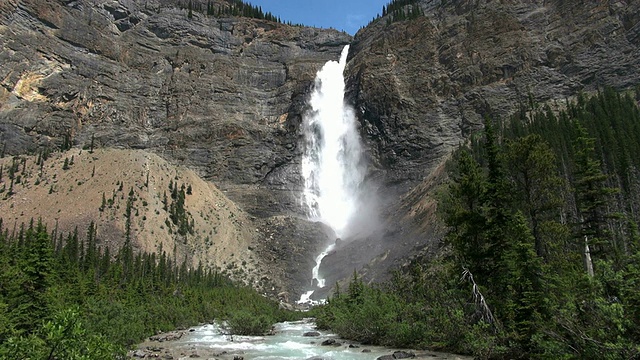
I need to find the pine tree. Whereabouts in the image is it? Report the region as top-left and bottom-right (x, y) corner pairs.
(499, 212), (544, 351)
(481, 118), (515, 282)
(442, 147), (488, 273)
(162, 191), (168, 211)
(124, 190), (134, 246)
(17, 221), (53, 332)
(443, 120), (549, 351)
(85, 221), (97, 272)
(505, 134), (565, 259)
(573, 123), (618, 273)
(7, 177), (13, 196)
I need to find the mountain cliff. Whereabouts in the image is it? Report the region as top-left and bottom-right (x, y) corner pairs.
(1, 0), (639, 299)
(323, 0), (640, 287)
(0, 0), (348, 299)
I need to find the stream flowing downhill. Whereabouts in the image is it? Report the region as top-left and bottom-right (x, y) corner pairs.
(298, 45), (365, 304)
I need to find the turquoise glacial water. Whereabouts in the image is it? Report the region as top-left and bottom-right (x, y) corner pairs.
(176, 319), (406, 359)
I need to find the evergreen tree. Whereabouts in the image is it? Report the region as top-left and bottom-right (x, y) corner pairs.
(442, 147), (487, 274)
(15, 221), (53, 333)
(505, 134), (565, 259)
(573, 123), (618, 272)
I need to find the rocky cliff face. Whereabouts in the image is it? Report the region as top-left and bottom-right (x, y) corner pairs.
(0, 0), (349, 200)
(0, 0), (348, 299)
(1, 0), (639, 298)
(347, 0), (640, 194)
(322, 0), (640, 285)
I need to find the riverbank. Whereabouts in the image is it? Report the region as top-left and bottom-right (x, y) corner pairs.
(128, 319), (472, 359)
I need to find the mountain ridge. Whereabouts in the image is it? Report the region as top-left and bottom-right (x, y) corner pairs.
(324, 0), (640, 285)
(1, 0), (639, 299)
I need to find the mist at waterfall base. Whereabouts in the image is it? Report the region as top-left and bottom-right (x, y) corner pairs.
(298, 45), (380, 304)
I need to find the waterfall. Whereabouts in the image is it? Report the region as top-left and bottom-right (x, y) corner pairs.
(298, 45), (365, 304)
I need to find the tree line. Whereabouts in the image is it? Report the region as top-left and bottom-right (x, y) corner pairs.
(313, 88), (640, 359)
(180, 0), (304, 26)
(365, 0), (423, 29)
(0, 218), (299, 358)
(382, 0), (423, 23)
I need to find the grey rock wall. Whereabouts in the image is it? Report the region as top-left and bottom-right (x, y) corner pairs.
(328, 0), (640, 285)
(2, 0), (639, 295)
(0, 0), (351, 211)
(347, 0), (640, 195)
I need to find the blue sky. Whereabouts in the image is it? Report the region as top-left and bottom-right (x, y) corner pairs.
(246, 0), (390, 35)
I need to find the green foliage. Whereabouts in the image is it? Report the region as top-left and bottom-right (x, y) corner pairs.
(379, 0), (423, 25)
(183, 0), (288, 25)
(0, 219), (297, 356)
(224, 310), (273, 336)
(314, 260), (502, 355)
(504, 134), (565, 259)
(166, 183), (194, 235)
(316, 89), (640, 359)
(572, 123), (619, 265)
(0, 307), (116, 360)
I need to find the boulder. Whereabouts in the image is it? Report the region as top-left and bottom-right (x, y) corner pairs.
(320, 339), (338, 346)
(376, 356), (395, 360)
(376, 350), (416, 360)
(392, 350), (416, 359)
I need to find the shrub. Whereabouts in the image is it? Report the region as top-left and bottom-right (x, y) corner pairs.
(224, 311), (273, 336)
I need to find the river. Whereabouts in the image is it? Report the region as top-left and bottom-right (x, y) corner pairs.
(129, 318), (471, 360)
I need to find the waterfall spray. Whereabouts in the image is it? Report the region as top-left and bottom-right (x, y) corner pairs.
(298, 45), (365, 303)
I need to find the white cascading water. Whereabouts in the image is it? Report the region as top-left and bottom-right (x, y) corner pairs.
(298, 45), (364, 304)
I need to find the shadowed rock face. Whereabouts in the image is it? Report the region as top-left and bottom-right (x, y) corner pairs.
(347, 0), (640, 196)
(1, 0), (639, 297)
